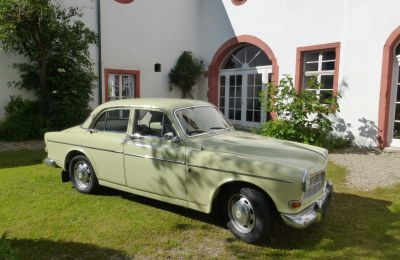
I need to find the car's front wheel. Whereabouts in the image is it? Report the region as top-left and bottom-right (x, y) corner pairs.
(69, 155), (99, 194)
(226, 186), (271, 244)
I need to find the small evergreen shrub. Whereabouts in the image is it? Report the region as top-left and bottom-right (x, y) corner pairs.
(0, 233), (16, 260)
(169, 51), (203, 98)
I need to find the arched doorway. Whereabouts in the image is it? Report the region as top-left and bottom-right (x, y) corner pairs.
(387, 44), (400, 147)
(379, 26), (400, 148)
(219, 44), (272, 127)
(208, 35), (279, 128)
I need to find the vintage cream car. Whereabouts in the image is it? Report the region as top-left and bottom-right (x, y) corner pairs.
(44, 98), (332, 244)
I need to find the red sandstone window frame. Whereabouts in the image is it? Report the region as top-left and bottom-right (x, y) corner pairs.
(113, 0), (134, 4)
(295, 42), (341, 96)
(104, 69), (140, 102)
(232, 0), (247, 6)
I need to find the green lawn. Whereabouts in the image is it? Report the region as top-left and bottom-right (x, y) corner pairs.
(0, 149), (399, 259)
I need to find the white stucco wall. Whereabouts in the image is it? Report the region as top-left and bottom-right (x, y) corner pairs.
(100, 0), (201, 100)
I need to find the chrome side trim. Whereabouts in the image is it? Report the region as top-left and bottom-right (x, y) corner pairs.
(187, 164), (293, 184)
(47, 140), (123, 154)
(281, 181), (333, 229)
(124, 152), (185, 165)
(44, 157), (59, 168)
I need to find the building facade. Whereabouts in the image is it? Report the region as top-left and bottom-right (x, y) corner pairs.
(1, 0), (400, 148)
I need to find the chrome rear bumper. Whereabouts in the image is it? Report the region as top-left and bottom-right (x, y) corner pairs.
(281, 181), (333, 229)
(43, 157), (58, 168)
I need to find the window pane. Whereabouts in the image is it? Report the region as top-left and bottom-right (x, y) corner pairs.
(121, 75), (134, 99)
(235, 98), (241, 108)
(219, 98), (225, 107)
(247, 99), (254, 109)
(229, 109), (234, 120)
(322, 61), (335, 70)
(93, 112), (106, 131)
(222, 58), (241, 69)
(235, 87), (242, 97)
(255, 86), (262, 96)
(248, 51), (272, 67)
(220, 76), (225, 86)
(395, 44), (400, 55)
(320, 75), (334, 89)
(232, 46), (246, 64)
(229, 75), (235, 86)
(304, 52), (319, 62)
(254, 98), (261, 110)
(229, 98), (234, 107)
(397, 86), (400, 102)
(322, 51), (336, 61)
(220, 87), (225, 96)
(236, 75), (242, 86)
(235, 110), (241, 120)
(247, 86), (254, 97)
(255, 74), (262, 85)
(105, 109), (130, 133)
(229, 87), (235, 97)
(246, 45), (260, 63)
(395, 104), (400, 121)
(248, 74), (254, 85)
(305, 62), (318, 71)
(254, 111), (261, 122)
(246, 110), (253, 122)
(320, 90), (333, 103)
(394, 122), (400, 138)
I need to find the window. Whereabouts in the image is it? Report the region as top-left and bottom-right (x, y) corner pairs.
(133, 110), (176, 138)
(295, 43), (340, 103)
(92, 109), (130, 133)
(104, 69), (140, 102)
(221, 44), (272, 70)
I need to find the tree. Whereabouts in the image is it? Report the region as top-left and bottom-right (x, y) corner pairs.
(0, 0), (97, 138)
(169, 51), (203, 98)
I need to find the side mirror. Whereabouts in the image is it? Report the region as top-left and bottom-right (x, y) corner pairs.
(127, 133), (144, 141)
(163, 132), (181, 143)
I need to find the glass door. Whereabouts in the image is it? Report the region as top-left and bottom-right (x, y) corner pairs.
(389, 55), (400, 147)
(219, 67), (271, 128)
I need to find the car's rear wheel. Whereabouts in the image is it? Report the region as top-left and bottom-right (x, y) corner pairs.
(69, 155), (99, 194)
(225, 186), (271, 244)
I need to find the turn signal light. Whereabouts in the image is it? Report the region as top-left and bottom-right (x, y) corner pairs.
(289, 200), (302, 208)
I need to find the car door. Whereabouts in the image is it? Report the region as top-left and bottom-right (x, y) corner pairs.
(123, 108), (187, 200)
(82, 108), (131, 186)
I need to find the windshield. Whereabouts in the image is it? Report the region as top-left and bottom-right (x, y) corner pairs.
(174, 106), (232, 136)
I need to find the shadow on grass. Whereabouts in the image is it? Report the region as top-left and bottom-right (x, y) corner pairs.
(6, 238), (129, 259)
(226, 192), (400, 258)
(0, 149), (46, 169)
(96, 187), (400, 258)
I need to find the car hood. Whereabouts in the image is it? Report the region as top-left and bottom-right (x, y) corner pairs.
(191, 130), (327, 172)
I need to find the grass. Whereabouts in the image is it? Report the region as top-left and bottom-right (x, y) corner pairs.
(0, 149), (399, 259)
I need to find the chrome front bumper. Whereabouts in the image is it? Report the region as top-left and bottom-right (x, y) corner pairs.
(43, 157), (58, 168)
(281, 181), (333, 229)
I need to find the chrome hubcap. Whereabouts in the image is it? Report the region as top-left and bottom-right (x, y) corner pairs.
(228, 194), (256, 233)
(73, 161), (91, 189)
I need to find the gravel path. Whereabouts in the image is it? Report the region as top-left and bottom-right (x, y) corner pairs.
(0, 140), (45, 152)
(329, 148), (400, 190)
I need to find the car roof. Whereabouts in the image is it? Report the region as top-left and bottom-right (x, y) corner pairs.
(96, 98), (212, 111)
(81, 98), (213, 128)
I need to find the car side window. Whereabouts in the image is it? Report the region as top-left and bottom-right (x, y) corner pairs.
(93, 112), (106, 131)
(92, 109), (130, 133)
(133, 109), (176, 138)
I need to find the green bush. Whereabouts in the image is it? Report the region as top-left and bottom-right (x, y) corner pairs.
(0, 96), (45, 141)
(0, 233), (16, 260)
(260, 75), (349, 148)
(169, 51), (203, 98)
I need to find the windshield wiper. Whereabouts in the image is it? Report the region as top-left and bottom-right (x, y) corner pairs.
(209, 127), (226, 130)
(186, 130), (206, 135)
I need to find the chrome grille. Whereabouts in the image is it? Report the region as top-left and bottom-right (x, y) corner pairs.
(304, 171), (325, 199)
